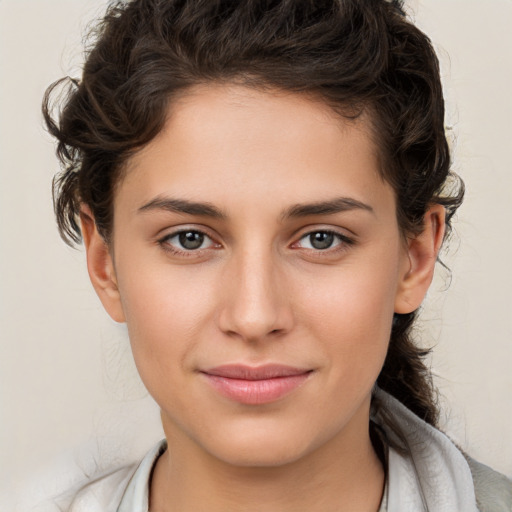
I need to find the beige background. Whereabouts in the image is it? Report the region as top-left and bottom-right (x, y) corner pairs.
(1, 0), (511, 509)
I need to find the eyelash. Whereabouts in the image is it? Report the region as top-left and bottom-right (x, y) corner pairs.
(158, 229), (220, 257)
(294, 230), (355, 253)
(157, 228), (355, 258)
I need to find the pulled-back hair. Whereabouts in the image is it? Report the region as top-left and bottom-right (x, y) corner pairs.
(43, 0), (463, 426)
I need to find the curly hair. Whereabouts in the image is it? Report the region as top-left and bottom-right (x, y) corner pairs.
(43, 0), (464, 426)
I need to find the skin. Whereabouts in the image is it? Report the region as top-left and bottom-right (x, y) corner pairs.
(82, 84), (445, 512)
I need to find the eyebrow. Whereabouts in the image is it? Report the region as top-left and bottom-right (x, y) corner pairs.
(138, 197), (226, 219)
(281, 197), (374, 220)
(137, 195), (373, 220)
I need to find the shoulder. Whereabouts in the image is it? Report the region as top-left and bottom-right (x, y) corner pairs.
(66, 439), (167, 512)
(66, 464), (137, 512)
(373, 388), (512, 511)
(464, 455), (512, 512)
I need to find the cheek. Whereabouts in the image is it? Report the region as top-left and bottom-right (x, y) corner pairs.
(118, 249), (213, 334)
(294, 250), (400, 375)
(298, 263), (398, 334)
(115, 265), (212, 386)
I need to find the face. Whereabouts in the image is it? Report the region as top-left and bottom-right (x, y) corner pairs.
(85, 84), (439, 468)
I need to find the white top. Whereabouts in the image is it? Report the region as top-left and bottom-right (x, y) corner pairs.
(64, 389), (481, 512)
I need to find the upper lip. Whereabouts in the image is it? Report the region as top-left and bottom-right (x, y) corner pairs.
(202, 364), (312, 380)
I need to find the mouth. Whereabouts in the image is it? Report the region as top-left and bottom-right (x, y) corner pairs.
(200, 364), (313, 405)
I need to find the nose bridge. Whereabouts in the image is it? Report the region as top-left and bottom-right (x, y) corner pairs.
(219, 240), (292, 341)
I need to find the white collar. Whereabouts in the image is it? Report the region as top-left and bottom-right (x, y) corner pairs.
(117, 441), (165, 512)
(373, 387), (478, 512)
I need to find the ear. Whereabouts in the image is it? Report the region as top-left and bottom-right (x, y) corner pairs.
(394, 204), (446, 314)
(80, 205), (126, 323)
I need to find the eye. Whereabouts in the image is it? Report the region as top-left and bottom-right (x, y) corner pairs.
(161, 230), (216, 252)
(296, 230), (352, 251)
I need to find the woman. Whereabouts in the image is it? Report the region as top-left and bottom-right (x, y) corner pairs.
(43, 0), (511, 510)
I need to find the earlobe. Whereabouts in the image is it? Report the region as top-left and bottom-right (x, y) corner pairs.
(80, 205), (126, 323)
(394, 204), (446, 314)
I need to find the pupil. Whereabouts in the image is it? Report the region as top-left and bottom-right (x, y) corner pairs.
(310, 232), (334, 250)
(179, 231), (204, 250)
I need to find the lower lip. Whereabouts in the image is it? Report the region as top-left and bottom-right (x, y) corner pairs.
(202, 373), (311, 405)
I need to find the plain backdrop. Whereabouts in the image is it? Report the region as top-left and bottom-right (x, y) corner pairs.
(1, 0), (511, 509)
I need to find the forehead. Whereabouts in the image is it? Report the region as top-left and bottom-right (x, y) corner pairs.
(118, 84), (394, 220)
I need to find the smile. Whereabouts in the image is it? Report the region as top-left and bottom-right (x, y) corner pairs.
(201, 364), (313, 405)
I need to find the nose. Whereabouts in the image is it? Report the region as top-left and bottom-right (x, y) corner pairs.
(217, 247), (294, 342)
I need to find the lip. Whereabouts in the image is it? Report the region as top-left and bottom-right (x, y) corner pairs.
(201, 364), (313, 405)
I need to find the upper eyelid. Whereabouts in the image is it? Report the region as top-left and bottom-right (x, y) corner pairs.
(293, 226), (355, 242)
(290, 220), (357, 235)
(158, 225), (218, 241)
(299, 228), (350, 237)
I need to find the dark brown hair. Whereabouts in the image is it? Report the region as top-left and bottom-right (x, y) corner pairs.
(43, 0), (463, 426)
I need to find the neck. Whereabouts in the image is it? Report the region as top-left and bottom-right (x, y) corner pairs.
(150, 413), (385, 512)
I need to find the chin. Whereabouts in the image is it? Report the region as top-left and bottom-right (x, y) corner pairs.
(198, 420), (322, 468)
(213, 441), (310, 468)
